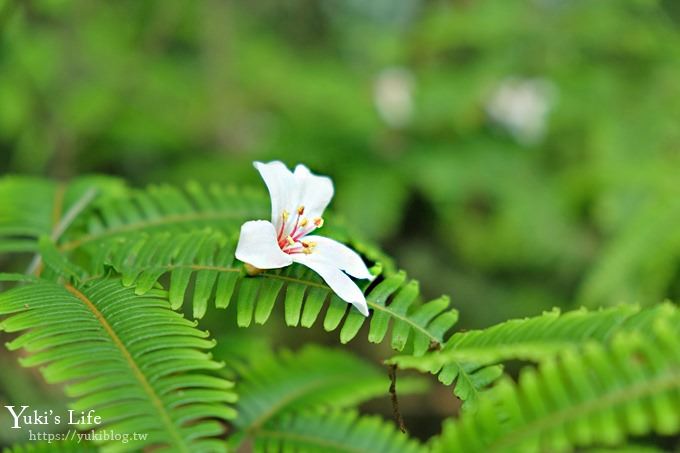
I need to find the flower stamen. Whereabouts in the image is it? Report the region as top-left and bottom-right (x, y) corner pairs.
(274, 207), (324, 254)
(287, 205), (308, 239)
(277, 210), (290, 246)
(290, 216), (324, 242)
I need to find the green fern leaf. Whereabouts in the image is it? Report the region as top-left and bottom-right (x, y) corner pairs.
(579, 196), (680, 308)
(0, 278), (236, 453)
(582, 446), (667, 453)
(432, 320), (680, 452)
(2, 441), (96, 453)
(390, 304), (679, 409)
(88, 229), (458, 356)
(57, 182), (268, 254)
(227, 345), (427, 449)
(254, 410), (424, 453)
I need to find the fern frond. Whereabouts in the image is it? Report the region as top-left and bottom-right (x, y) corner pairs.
(0, 176), (126, 254)
(57, 182), (268, 254)
(392, 303), (677, 368)
(227, 345), (427, 449)
(0, 278), (236, 453)
(583, 446), (667, 453)
(88, 229), (458, 356)
(432, 320), (680, 452)
(254, 410), (424, 453)
(390, 304), (679, 408)
(2, 441), (96, 453)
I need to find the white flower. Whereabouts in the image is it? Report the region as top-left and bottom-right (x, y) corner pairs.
(373, 67), (414, 128)
(486, 77), (556, 145)
(235, 161), (375, 316)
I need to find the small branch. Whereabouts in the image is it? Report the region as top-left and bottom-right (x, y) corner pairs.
(25, 188), (98, 276)
(388, 364), (407, 433)
(51, 188), (98, 241)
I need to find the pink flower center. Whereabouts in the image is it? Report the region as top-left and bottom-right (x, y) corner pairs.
(276, 206), (323, 255)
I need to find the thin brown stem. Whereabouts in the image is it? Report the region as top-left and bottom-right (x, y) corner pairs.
(388, 364), (407, 434)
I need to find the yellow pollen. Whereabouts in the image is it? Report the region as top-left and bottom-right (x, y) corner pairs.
(282, 210), (290, 222)
(299, 218), (309, 227)
(286, 236), (295, 246)
(301, 240), (317, 251)
(297, 206), (305, 215)
(303, 248), (314, 254)
(314, 217), (324, 227)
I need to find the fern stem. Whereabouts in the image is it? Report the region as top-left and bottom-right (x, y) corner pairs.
(388, 364), (407, 433)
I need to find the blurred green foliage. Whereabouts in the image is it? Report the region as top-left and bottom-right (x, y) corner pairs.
(1, 0), (679, 329)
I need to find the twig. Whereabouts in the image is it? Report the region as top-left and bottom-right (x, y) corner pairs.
(388, 364), (407, 433)
(25, 188), (98, 275)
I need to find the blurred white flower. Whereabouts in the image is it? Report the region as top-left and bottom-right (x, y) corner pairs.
(373, 67), (414, 128)
(235, 161), (375, 316)
(486, 77), (556, 145)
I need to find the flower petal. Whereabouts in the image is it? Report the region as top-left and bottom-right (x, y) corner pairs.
(293, 164), (334, 220)
(303, 236), (374, 280)
(254, 161), (296, 227)
(235, 220), (293, 269)
(291, 253), (369, 316)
